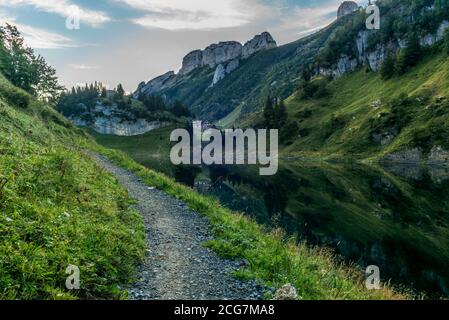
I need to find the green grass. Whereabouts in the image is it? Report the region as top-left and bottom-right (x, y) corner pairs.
(282, 51), (449, 160)
(0, 75), (145, 299)
(94, 145), (408, 300)
(89, 125), (178, 176)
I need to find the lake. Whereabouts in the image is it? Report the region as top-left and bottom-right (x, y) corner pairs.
(172, 161), (449, 297)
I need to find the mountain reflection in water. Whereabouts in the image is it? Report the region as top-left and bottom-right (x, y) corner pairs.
(174, 161), (449, 297)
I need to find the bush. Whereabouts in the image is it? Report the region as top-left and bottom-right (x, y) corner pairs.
(380, 54), (396, 80)
(444, 28), (449, 55)
(395, 34), (422, 75)
(0, 84), (29, 108)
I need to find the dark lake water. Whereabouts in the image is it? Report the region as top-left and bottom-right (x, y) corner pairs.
(169, 161), (449, 297)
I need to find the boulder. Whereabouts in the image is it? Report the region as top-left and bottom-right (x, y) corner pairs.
(273, 284), (298, 300)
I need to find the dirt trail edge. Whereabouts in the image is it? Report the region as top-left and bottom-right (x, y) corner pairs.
(91, 153), (264, 300)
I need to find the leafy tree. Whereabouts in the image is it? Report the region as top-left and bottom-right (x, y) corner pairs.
(263, 96), (275, 127)
(395, 34), (422, 74)
(0, 23), (62, 103)
(101, 87), (107, 98)
(172, 100), (191, 118)
(275, 99), (288, 128)
(116, 84), (125, 99)
(444, 28), (449, 55)
(380, 54), (396, 80)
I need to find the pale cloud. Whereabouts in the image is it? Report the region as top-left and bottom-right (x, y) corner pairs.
(276, 0), (343, 33)
(117, 0), (272, 30)
(0, 15), (77, 49)
(69, 64), (99, 70)
(0, 0), (111, 26)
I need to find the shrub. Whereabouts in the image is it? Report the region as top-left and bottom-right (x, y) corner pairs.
(0, 84), (30, 108)
(380, 54), (396, 80)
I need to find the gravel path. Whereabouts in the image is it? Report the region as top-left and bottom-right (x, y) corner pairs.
(91, 153), (264, 300)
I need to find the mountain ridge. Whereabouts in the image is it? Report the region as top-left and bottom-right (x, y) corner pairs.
(133, 0), (449, 123)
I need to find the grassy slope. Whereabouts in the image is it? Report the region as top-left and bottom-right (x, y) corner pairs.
(0, 75), (145, 299)
(282, 51), (449, 160)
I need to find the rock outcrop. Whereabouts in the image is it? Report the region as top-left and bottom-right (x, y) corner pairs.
(69, 102), (169, 136)
(337, 1), (359, 19)
(320, 19), (449, 77)
(178, 32), (277, 76)
(134, 71), (176, 98)
(138, 31), (278, 94)
(242, 32), (277, 59)
(179, 50), (203, 75)
(211, 59), (240, 87)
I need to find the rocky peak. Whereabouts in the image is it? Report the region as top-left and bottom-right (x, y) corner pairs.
(179, 50), (203, 75)
(242, 32), (277, 59)
(337, 1), (359, 19)
(178, 32), (276, 75)
(133, 71), (175, 97)
(202, 41), (242, 67)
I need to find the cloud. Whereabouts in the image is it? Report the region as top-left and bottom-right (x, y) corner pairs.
(116, 0), (271, 30)
(276, 0), (342, 34)
(69, 64), (99, 70)
(0, 0), (111, 26)
(0, 15), (78, 49)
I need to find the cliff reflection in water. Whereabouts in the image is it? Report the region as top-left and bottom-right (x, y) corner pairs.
(180, 162), (449, 297)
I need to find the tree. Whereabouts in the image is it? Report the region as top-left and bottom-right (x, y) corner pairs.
(116, 84), (125, 99)
(263, 96), (275, 128)
(172, 100), (191, 117)
(101, 87), (107, 98)
(0, 23), (62, 103)
(275, 99), (288, 128)
(395, 34), (422, 74)
(380, 54), (396, 80)
(444, 28), (449, 55)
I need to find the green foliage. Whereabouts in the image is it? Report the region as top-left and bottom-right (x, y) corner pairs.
(0, 24), (63, 102)
(0, 74), (145, 299)
(115, 84), (125, 100)
(57, 82), (105, 117)
(299, 78), (329, 100)
(395, 34), (422, 75)
(444, 28), (449, 55)
(171, 100), (192, 118)
(380, 54), (396, 80)
(263, 97), (288, 129)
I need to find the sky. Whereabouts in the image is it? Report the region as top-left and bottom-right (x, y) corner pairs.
(0, 0), (367, 92)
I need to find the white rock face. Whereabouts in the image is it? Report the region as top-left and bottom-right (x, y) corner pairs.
(179, 50), (203, 75)
(337, 1), (358, 19)
(134, 71), (176, 97)
(92, 118), (168, 136)
(202, 41), (242, 67)
(179, 41), (242, 75)
(211, 59), (240, 87)
(70, 102), (169, 136)
(242, 32), (277, 59)
(322, 20), (449, 77)
(178, 32), (277, 76)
